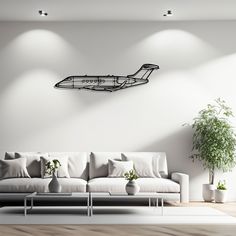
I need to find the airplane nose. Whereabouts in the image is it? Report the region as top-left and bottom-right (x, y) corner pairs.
(55, 82), (60, 87)
(55, 81), (67, 87)
(55, 77), (73, 88)
(60, 81), (68, 85)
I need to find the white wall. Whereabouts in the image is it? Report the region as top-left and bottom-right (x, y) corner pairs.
(0, 21), (236, 201)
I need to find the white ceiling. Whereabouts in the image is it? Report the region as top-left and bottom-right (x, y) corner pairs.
(0, 0), (236, 21)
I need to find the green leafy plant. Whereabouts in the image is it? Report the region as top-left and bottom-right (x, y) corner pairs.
(190, 98), (236, 185)
(124, 169), (139, 181)
(217, 180), (227, 190)
(45, 159), (61, 175)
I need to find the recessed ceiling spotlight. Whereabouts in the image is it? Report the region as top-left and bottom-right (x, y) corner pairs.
(163, 10), (172, 17)
(38, 10), (48, 16)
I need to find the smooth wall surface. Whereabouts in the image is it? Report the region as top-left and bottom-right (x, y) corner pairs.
(0, 21), (236, 200)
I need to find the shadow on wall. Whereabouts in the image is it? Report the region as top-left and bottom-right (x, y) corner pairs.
(138, 126), (203, 180)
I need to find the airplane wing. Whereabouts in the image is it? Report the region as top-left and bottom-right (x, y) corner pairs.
(84, 80), (128, 92)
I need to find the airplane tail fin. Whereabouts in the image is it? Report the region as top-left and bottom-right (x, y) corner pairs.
(127, 64), (159, 80)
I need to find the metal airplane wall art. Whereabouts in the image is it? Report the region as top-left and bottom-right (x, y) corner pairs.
(54, 63), (159, 92)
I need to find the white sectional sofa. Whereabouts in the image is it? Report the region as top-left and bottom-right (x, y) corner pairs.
(0, 152), (189, 203)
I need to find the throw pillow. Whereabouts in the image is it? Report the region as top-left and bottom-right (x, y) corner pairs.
(89, 152), (121, 179)
(108, 159), (133, 177)
(40, 156), (70, 178)
(15, 152), (48, 178)
(0, 157), (30, 179)
(49, 152), (88, 179)
(121, 153), (156, 178)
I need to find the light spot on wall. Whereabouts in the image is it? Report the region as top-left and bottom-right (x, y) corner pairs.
(1, 29), (80, 73)
(124, 29), (220, 70)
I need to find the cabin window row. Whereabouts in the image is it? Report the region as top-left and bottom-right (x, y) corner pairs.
(81, 80), (106, 83)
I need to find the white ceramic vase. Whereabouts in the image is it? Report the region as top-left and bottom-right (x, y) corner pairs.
(125, 180), (140, 195)
(48, 172), (62, 193)
(215, 189), (227, 203)
(202, 184), (215, 202)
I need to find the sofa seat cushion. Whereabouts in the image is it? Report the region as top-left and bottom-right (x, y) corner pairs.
(0, 178), (87, 193)
(88, 178), (180, 193)
(88, 178), (127, 193)
(136, 178), (180, 193)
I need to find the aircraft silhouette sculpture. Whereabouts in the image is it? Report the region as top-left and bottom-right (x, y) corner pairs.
(55, 64), (159, 92)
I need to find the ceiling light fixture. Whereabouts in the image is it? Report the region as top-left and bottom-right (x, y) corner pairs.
(38, 10), (48, 16)
(163, 10), (172, 17)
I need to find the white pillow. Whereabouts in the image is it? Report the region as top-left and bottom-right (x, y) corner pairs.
(40, 156), (70, 178)
(15, 152), (48, 178)
(89, 152), (121, 179)
(0, 157), (30, 179)
(108, 159), (133, 177)
(49, 152), (88, 179)
(5, 152), (49, 178)
(121, 153), (156, 178)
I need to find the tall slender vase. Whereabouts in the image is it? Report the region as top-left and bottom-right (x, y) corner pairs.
(48, 172), (61, 193)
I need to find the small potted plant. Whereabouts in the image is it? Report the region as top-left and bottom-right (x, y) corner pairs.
(215, 180), (227, 203)
(45, 159), (62, 193)
(124, 169), (140, 195)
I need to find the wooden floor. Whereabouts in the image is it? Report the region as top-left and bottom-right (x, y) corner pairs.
(0, 224), (236, 236)
(173, 201), (236, 217)
(0, 202), (236, 236)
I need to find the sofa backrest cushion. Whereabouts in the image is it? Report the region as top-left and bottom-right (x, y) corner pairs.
(4, 151), (167, 180)
(122, 152), (168, 178)
(40, 155), (70, 178)
(5, 152), (48, 178)
(121, 153), (157, 178)
(49, 152), (88, 180)
(90, 152), (121, 179)
(89, 152), (168, 179)
(5, 152), (88, 180)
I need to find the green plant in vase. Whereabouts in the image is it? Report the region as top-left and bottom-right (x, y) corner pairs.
(124, 169), (140, 195)
(45, 159), (61, 175)
(45, 159), (62, 193)
(124, 169), (139, 181)
(217, 180), (227, 190)
(215, 180), (227, 203)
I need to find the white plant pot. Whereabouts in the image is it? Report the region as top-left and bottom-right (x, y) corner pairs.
(202, 184), (215, 202)
(215, 189), (227, 203)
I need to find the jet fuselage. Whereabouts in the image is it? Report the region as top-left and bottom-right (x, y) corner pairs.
(55, 64), (159, 92)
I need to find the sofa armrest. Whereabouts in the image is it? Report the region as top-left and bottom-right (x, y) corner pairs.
(171, 172), (189, 203)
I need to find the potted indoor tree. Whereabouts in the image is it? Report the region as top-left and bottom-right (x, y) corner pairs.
(124, 169), (140, 195)
(215, 180), (227, 203)
(190, 98), (236, 202)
